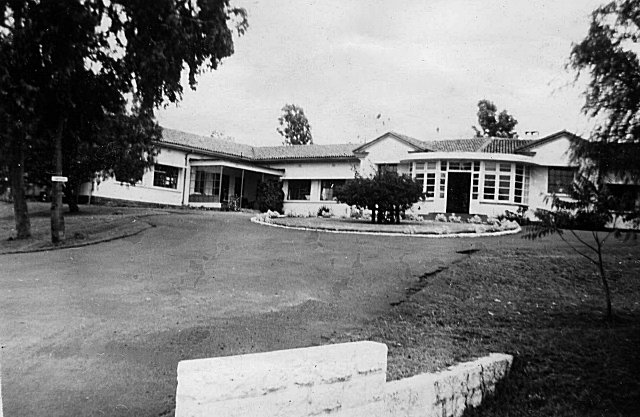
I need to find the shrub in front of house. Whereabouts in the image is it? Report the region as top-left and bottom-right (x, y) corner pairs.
(256, 179), (284, 213)
(334, 172), (423, 224)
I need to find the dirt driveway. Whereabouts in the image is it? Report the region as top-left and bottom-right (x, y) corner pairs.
(0, 211), (484, 417)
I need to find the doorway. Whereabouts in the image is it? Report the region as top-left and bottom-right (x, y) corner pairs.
(446, 172), (471, 214)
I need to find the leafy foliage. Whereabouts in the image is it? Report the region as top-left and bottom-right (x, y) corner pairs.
(277, 104), (313, 145)
(256, 178), (284, 213)
(1, 0), (247, 238)
(472, 99), (518, 138)
(334, 171), (423, 223)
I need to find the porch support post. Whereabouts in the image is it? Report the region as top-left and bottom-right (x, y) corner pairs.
(219, 166), (224, 203)
(239, 169), (245, 209)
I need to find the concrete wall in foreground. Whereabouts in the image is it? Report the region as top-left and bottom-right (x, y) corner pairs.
(176, 341), (388, 417)
(175, 341), (512, 417)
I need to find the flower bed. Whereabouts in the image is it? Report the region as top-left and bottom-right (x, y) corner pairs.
(253, 214), (520, 236)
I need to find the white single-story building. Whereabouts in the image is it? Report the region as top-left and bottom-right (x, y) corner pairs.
(79, 128), (616, 218)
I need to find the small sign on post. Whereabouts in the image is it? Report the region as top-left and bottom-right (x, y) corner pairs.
(51, 176), (68, 183)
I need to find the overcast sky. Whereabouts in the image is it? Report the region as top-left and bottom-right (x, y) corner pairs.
(156, 0), (603, 146)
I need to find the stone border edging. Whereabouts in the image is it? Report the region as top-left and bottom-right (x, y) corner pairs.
(0, 217), (157, 255)
(251, 217), (521, 238)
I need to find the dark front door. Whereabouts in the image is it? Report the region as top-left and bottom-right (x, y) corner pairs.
(446, 172), (471, 214)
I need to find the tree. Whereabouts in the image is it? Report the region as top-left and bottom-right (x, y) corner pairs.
(472, 99), (518, 138)
(334, 171), (423, 224)
(569, 0), (640, 188)
(277, 104), (312, 145)
(526, 0), (640, 321)
(0, 0), (248, 243)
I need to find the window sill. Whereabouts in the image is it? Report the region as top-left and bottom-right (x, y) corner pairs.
(479, 200), (526, 206)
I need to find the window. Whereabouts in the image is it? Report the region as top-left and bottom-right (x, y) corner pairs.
(439, 172), (446, 198)
(378, 164), (397, 174)
(425, 173), (436, 198)
(287, 180), (311, 200)
(416, 173), (425, 192)
(548, 168), (576, 194)
(498, 174), (511, 201)
(320, 180), (345, 201)
(606, 184), (640, 211)
(514, 165), (530, 204)
(483, 174), (496, 200)
(153, 164), (179, 189)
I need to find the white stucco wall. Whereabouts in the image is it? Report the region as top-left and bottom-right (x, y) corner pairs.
(529, 136), (575, 167)
(269, 160), (358, 180)
(359, 135), (417, 177)
(89, 147), (188, 206)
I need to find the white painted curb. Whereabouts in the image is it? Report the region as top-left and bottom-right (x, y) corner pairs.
(251, 217), (521, 238)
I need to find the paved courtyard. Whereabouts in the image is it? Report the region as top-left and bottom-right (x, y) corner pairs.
(0, 211), (482, 417)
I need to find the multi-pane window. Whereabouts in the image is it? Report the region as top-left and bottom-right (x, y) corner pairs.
(153, 164), (179, 189)
(425, 172), (436, 198)
(498, 164), (512, 201)
(320, 180), (345, 201)
(548, 168), (576, 194)
(415, 172), (425, 192)
(483, 162), (496, 200)
(287, 180), (311, 200)
(439, 172), (446, 198)
(190, 169), (221, 202)
(514, 165), (529, 204)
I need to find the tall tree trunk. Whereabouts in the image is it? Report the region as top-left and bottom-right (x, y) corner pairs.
(595, 234), (612, 321)
(9, 141), (31, 239)
(66, 177), (80, 213)
(370, 206), (376, 224)
(51, 119), (65, 244)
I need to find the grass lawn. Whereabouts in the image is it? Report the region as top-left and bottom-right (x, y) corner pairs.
(331, 230), (640, 416)
(0, 201), (167, 253)
(265, 215), (519, 235)
(1, 203), (638, 416)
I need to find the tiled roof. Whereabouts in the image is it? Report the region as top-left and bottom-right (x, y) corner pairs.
(481, 139), (537, 153)
(253, 143), (359, 161)
(389, 132), (430, 150)
(159, 128), (358, 161)
(160, 128), (255, 159)
(422, 138), (488, 152)
(158, 128), (570, 161)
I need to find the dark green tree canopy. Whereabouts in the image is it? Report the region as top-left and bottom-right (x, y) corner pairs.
(472, 99), (518, 138)
(569, 0), (640, 185)
(277, 104), (313, 145)
(334, 171), (423, 223)
(1, 0), (247, 237)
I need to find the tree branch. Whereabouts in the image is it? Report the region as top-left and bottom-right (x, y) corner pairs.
(558, 232), (599, 265)
(569, 229), (598, 253)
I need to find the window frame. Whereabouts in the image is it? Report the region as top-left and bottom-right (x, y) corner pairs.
(287, 180), (312, 201)
(320, 179), (345, 201)
(153, 164), (180, 189)
(548, 167), (577, 195)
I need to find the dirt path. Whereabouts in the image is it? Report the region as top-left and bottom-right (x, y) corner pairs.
(0, 211), (478, 417)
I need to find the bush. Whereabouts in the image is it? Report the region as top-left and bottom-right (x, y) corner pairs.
(497, 205), (530, 226)
(435, 213), (448, 222)
(317, 206), (331, 217)
(334, 171), (423, 224)
(256, 179), (284, 213)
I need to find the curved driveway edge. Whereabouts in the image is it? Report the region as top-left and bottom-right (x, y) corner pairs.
(251, 217), (522, 238)
(0, 219), (155, 255)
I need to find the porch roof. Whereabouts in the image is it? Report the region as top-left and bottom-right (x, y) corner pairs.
(189, 159), (284, 176)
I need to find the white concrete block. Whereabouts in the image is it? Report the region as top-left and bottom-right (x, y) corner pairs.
(176, 341), (387, 417)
